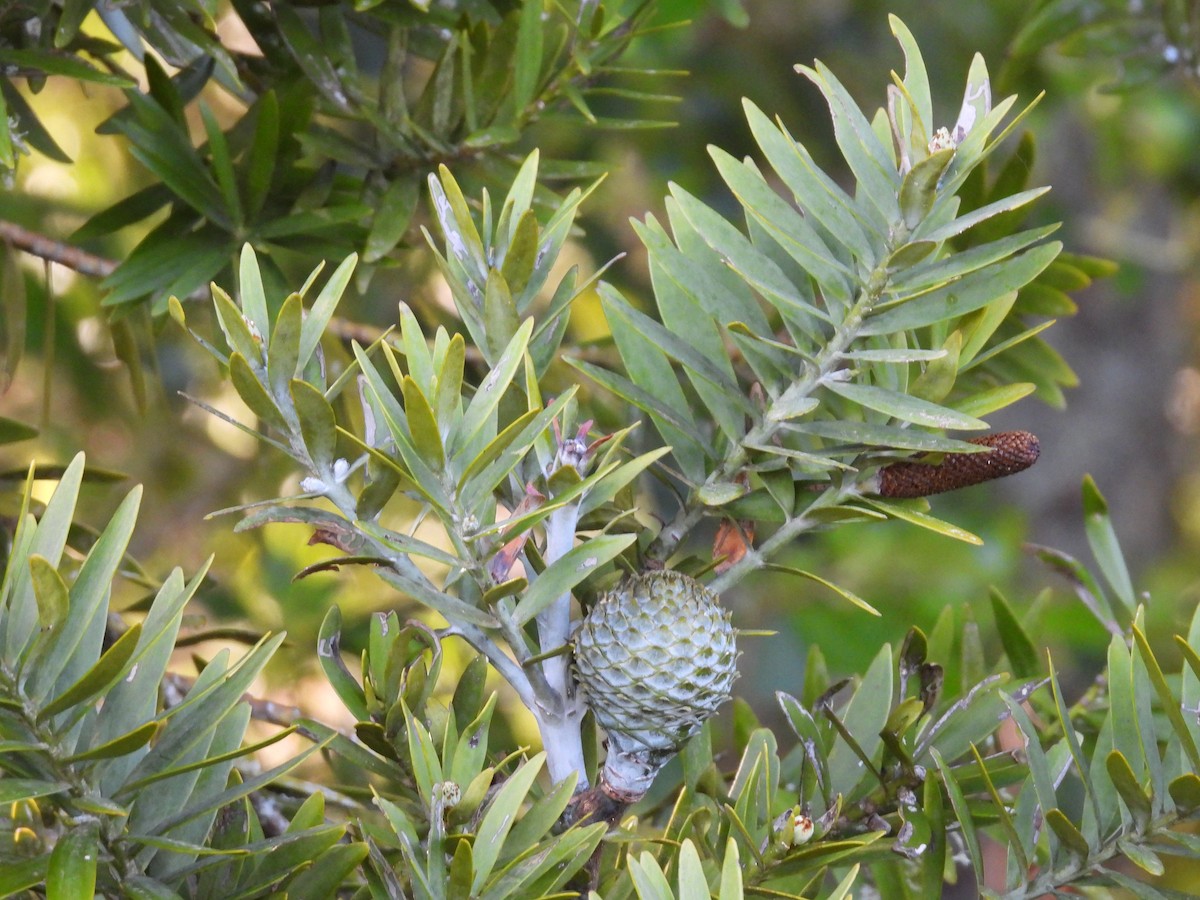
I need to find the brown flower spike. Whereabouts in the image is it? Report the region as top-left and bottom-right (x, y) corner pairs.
(874, 430), (1041, 499)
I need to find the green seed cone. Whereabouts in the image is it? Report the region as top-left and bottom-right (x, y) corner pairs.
(573, 570), (738, 757)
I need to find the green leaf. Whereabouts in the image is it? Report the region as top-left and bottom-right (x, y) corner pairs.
(317, 607), (369, 721)
(676, 840), (708, 898)
(458, 318), (533, 453)
(243, 91), (279, 220)
(483, 270), (520, 361)
(1045, 809), (1090, 863)
(29, 555), (69, 631)
(513, 0), (545, 113)
(39, 622), (144, 721)
(512, 534), (636, 625)
(64, 721), (158, 763)
(797, 62), (899, 226)
(862, 242), (1060, 334)
(267, 294), (304, 399)
(919, 187), (1051, 244)
(826, 644), (892, 799)
(791, 419), (983, 453)
(229, 353), (287, 433)
(665, 186), (824, 328)
(0, 856), (49, 897)
(1133, 625), (1200, 771)
(888, 226), (1059, 299)
(1106, 750), (1152, 830)
(1081, 475), (1136, 614)
(990, 587), (1038, 677)
(603, 283), (751, 409)
(148, 735), (330, 835)
(291, 380), (338, 470)
(401, 377), (445, 468)
(366, 178), (419, 263)
(283, 843), (369, 897)
(715, 838), (743, 900)
(764, 564), (879, 615)
(567, 358), (712, 474)
(951, 382), (1036, 418)
(931, 750), (983, 884)
(744, 99), (875, 264)
(629, 852), (674, 900)
(198, 103), (242, 227)
(471, 753), (546, 892)
(238, 245), (270, 345)
(28, 484), (141, 703)
(710, 147), (852, 300)
(899, 147), (955, 229)
(0, 415), (38, 445)
(212, 284), (263, 363)
(859, 497), (982, 545)
(1169, 773), (1200, 813)
(46, 822), (98, 900)
(0, 779), (70, 804)
(889, 16), (932, 141)
(0, 48), (134, 87)
(822, 380), (986, 430)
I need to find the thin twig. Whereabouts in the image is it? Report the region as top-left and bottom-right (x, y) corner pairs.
(162, 672), (304, 728)
(0, 219), (117, 277)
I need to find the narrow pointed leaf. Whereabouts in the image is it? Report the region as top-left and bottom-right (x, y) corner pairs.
(47, 822), (98, 900)
(299, 254), (357, 367)
(512, 534), (636, 625)
(291, 380), (338, 470)
(822, 380), (986, 430)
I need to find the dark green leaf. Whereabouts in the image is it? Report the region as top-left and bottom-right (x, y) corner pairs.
(267, 294), (304, 399)
(243, 91), (279, 220)
(291, 379), (338, 470)
(317, 607), (369, 722)
(283, 843), (369, 897)
(229, 353), (287, 433)
(29, 554), (69, 630)
(365, 177), (419, 263)
(199, 103), (242, 227)
(1045, 809), (1090, 862)
(0, 48), (133, 87)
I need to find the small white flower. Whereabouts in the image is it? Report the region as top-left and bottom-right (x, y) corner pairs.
(301, 476), (327, 494)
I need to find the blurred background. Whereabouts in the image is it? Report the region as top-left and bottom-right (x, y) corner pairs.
(1, 0), (1198, 767)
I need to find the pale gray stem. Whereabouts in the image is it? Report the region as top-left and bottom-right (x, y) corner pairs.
(532, 501), (589, 789)
(537, 504), (580, 699)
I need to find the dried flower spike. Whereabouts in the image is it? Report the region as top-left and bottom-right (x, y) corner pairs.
(874, 431), (1040, 499)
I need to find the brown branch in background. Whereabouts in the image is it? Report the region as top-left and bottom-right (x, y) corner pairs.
(162, 672), (304, 728)
(0, 219), (117, 278)
(0, 219), (621, 372)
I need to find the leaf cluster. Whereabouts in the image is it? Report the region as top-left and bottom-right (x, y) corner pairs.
(0, 456), (338, 898)
(1, 0), (668, 311)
